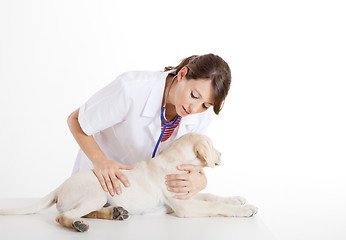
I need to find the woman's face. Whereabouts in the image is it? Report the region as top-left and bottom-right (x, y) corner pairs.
(173, 68), (214, 117)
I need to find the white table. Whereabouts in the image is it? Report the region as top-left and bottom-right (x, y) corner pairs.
(0, 198), (276, 240)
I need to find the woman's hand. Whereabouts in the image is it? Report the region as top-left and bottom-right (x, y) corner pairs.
(165, 164), (207, 200)
(92, 159), (132, 197)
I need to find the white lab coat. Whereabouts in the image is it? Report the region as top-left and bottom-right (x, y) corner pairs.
(72, 70), (213, 174)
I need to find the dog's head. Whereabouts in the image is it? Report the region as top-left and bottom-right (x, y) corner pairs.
(191, 134), (221, 168)
(166, 133), (221, 168)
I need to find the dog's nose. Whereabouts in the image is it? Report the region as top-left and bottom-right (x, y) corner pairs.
(215, 151), (221, 166)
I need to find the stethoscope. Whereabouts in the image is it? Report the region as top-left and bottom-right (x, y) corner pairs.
(152, 75), (180, 158)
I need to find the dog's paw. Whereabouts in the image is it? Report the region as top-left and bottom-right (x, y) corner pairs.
(72, 220), (89, 232)
(227, 196), (246, 205)
(113, 206), (129, 220)
(235, 204), (258, 217)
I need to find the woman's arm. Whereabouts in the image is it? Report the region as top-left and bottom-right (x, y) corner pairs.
(67, 108), (132, 196)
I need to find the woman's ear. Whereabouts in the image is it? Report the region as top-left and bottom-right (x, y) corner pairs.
(177, 66), (188, 81)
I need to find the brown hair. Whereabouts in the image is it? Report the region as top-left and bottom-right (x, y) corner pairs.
(164, 54), (231, 115)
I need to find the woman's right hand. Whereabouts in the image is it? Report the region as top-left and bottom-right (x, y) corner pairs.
(92, 158), (132, 197)
(67, 108), (132, 196)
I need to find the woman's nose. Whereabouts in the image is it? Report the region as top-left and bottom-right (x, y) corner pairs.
(189, 103), (200, 114)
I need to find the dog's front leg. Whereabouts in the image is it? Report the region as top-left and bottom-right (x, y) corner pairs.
(170, 199), (257, 218)
(193, 193), (246, 206)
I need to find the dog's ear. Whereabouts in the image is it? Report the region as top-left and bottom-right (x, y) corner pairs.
(193, 140), (213, 167)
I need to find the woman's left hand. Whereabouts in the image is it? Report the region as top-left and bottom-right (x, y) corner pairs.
(165, 164), (207, 200)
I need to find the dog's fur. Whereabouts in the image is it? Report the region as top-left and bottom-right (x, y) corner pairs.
(0, 133), (257, 232)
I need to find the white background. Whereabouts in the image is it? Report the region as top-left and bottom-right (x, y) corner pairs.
(0, 0), (345, 239)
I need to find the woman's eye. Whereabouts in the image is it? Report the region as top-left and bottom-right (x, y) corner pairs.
(191, 92), (198, 99)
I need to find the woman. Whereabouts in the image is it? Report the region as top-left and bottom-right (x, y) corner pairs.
(67, 54), (231, 200)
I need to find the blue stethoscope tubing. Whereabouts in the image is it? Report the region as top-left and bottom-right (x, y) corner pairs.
(151, 106), (180, 158)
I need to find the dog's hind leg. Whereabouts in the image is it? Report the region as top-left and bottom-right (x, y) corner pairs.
(83, 206), (129, 220)
(56, 201), (106, 232)
(56, 210), (89, 232)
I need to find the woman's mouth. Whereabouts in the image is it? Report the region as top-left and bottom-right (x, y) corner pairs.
(182, 106), (190, 115)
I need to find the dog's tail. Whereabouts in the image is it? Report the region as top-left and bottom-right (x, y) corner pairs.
(0, 190), (57, 215)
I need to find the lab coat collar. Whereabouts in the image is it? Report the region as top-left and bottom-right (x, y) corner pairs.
(176, 114), (198, 139)
(141, 71), (169, 118)
(142, 71), (169, 144)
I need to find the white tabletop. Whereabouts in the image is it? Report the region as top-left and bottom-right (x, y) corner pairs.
(0, 198), (276, 240)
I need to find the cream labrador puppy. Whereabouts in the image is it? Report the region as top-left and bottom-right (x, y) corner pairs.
(0, 133), (257, 232)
